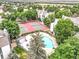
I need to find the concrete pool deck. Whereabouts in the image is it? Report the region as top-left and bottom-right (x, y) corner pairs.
(40, 32), (58, 48)
(18, 32), (58, 55)
(40, 32), (58, 55)
(43, 48), (55, 56)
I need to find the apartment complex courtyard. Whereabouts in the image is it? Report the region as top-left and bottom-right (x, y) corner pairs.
(0, 0), (79, 59)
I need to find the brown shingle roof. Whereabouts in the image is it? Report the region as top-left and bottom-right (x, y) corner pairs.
(0, 30), (9, 47)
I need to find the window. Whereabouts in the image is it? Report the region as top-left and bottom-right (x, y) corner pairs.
(0, 48), (3, 59)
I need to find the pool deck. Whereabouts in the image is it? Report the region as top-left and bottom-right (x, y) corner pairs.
(43, 48), (55, 56)
(18, 32), (58, 56)
(40, 32), (58, 55)
(40, 32), (58, 48)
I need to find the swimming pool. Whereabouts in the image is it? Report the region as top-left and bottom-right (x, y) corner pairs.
(42, 36), (54, 48)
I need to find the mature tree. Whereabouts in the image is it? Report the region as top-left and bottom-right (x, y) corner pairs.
(3, 4), (13, 12)
(17, 6), (24, 12)
(2, 10), (25, 21)
(0, 19), (20, 40)
(27, 4), (37, 9)
(62, 5), (71, 9)
(18, 11), (27, 22)
(2, 11), (18, 21)
(70, 4), (79, 16)
(36, 5), (42, 10)
(29, 33), (47, 59)
(27, 4), (42, 10)
(74, 26), (79, 32)
(43, 13), (55, 27)
(54, 19), (74, 44)
(55, 9), (72, 18)
(25, 9), (37, 20)
(43, 17), (51, 27)
(7, 12), (17, 21)
(45, 5), (58, 12)
(49, 36), (79, 59)
(2, 9), (37, 21)
(48, 13), (55, 22)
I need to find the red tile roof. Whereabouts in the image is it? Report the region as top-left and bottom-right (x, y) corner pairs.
(19, 21), (49, 36)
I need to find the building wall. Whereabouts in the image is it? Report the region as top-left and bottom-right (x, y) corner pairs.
(1, 45), (11, 59)
(19, 36), (30, 51)
(0, 55), (1, 59)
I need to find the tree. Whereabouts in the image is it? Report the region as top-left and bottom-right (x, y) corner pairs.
(48, 13), (55, 22)
(49, 36), (79, 59)
(62, 5), (71, 9)
(0, 19), (20, 40)
(27, 4), (37, 9)
(43, 17), (51, 27)
(43, 13), (55, 27)
(25, 9), (37, 20)
(70, 4), (79, 16)
(54, 19), (74, 44)
(36, 5), (42, 10)
(74, 26), (79, 32)
(29, 33), (47, 59)
(55, 9), (72, 18)
(2, 11), (18, 21)
(18, 11), (27, 22)
(3, 4), (13, 12)
(27, 4), (42, 10)
(45, 5), (58, 12)
(7, 12), (17, 21)
(17, 6), (24, 12)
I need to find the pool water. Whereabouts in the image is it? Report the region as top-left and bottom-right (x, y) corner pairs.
(42, 36), (54, 48)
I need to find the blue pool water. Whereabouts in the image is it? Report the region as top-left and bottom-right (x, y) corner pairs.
(42, 36), (54, 48)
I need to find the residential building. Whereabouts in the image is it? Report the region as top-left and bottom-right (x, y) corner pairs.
(0, 30), (11, 59)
